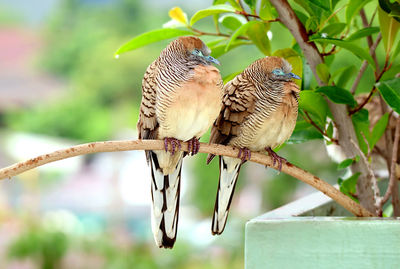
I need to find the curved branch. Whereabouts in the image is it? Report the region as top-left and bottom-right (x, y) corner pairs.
(270, 0), (379, 214)
(0, 139), (373, 217)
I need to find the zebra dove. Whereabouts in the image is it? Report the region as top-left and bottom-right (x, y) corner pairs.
(207, 56), (300, 235)
(137, 36), (223, 248)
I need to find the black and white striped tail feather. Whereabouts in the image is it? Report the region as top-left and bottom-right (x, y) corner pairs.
(212, 156), (242, 235)
(149, 151), (182, 248)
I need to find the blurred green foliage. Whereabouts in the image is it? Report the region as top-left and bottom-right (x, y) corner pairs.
(6, 216), (243, 269)
(8, 223), (69, 269)
(6, 0), (400, 266)
(4, 0), (161, 141)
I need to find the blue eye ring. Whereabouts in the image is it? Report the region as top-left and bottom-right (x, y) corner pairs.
(272, 69), (285, 76)
(192, 48), (203, 56)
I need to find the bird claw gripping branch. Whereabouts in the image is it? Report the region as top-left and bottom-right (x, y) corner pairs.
(187, 137), (200, 156)
(164, 137), (182, 155)
(266, 147), (286, 172)
(238, 147), (251, 162)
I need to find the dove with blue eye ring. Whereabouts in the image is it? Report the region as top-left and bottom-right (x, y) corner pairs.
(272, 68), (300, 80)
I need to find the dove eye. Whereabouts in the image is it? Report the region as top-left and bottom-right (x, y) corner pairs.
(192, 48), (203, 56)
(272, 69), (285, 76)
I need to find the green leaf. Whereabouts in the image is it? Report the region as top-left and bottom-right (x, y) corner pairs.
(338, 158), (354, 170)
(293, 9), (309, 25)
(273, 48), (302, 87)
(320, 23), (347, 37)
(115, 29), (194, 56)
(246, 21), (271, 55)
(260, 0), (275, 20)
(334, 65), (357, 88)
(209, 40), (250, 58)
(346, 0), (372, 24)
(311, 38), (375, 68)
(305, 16), (319, 33)
(370, 113), (389, 150)
(295, 0), (331, 19)
(244, 0), (256, 10)
(383, 204), (393, 217)
(378, 7), (400, 54)
(206, 38), (225, 47)
(219, 14), (246, 30)
(190, 4), (236, 26)
(377, 78), (400, 114)
(379, 0), (400, 22)
(299, 90), (328, 125)
(339, 172), (361, 201)
(225, 0), (242, 11)
(288, 121), (323, 144)
(316, 63), (330, 84)
(308, 0), (330, 12)
(326, 121), (333, 138)
(226, 21), (257, 51)
(346, 27), (380, 41)
(316, 86), (357, 107)
(393, 40), (400, 59)
(352, 109), (370, 154)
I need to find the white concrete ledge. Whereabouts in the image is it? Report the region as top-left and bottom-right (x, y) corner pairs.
(245, 191), (400, 269)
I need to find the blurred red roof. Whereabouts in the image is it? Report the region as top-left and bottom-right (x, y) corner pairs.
(0, 27), (64, 111)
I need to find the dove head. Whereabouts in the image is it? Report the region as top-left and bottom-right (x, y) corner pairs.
(259, 56), (301, 81)
(176, 36), (220, 65)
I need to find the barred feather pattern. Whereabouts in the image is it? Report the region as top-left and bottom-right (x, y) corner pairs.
(209, 56), (299, 235)
(137, 37), (222, 248)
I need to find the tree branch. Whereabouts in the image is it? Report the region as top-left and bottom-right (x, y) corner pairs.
(270, 0), (379, 214)
(360, 8), (379, 72)
(190, 27), (249, 40)
(350, 49), (389, 115)
(380, 117), (400, 216)
(301, 111), (338, 143)
(0, 139), (373, 217)
(350, 33), (382, 95)
(235, 11), (279, 22)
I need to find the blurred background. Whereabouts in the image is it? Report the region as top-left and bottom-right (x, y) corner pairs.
(0, 0), (342, 268)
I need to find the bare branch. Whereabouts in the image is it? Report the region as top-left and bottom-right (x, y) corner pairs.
(350, 33), (382, 95)
(350, 61), (368, 95)
(191, 27), (249, 40)
(350, 47), (389, 115)
(235, 11), (279, 22)
(301, 111), (338, 143)
(0, 139), (374, 217)
(381, 117), (400, 216)
(360, 9), (379, 72)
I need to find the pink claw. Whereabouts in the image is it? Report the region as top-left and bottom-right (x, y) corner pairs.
(265, 147), (286, 172)
(187, 137), (200, 156)
(164, 138), (182, 155)
(238, 147), (251, 162)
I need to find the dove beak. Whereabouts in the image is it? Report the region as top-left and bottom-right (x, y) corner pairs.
(289, 72), (301, 80)
(206, 56), (220, 65)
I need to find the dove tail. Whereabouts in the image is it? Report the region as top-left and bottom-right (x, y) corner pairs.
(149, 151), (182, 248)
(212, 156), (242, 235)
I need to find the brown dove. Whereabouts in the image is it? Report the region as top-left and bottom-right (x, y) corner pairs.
(207, 56), (300, 235)
(137, 36), (223, 248)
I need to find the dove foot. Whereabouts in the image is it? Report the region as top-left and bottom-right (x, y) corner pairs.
(187, 137), (200, 156)
(164, 137), (182, 155)
(238, 147), (251, 163)
(265, 147), (286, 172)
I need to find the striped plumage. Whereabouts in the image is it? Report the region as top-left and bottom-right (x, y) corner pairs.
(207, 56), (300, 235)
(137, 36), (223, 248)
